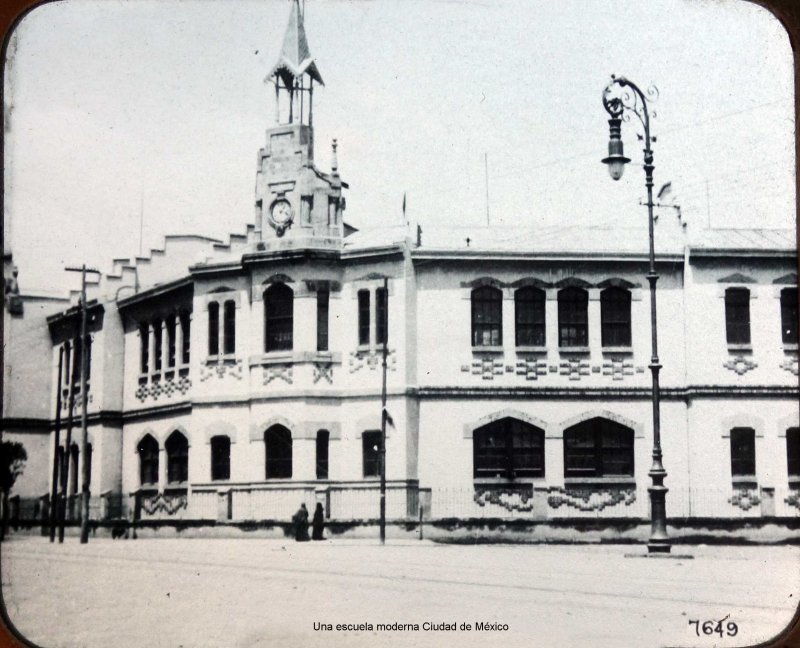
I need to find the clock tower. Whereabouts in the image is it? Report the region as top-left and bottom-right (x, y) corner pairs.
(254, 0), (347, 248)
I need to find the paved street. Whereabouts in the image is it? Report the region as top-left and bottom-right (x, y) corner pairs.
(1, 536), (798, 648)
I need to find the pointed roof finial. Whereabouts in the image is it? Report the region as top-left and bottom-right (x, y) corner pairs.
(267, 0), (324, 88)
(331, 138), (338, 174)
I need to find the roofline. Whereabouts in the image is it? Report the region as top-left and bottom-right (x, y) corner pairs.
(688, 247), (796, 258)
(117, 276), (193, 310)
(408, 249), (685, 263)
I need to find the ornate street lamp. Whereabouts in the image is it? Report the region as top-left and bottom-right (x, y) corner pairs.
(601, 75), (670, 554)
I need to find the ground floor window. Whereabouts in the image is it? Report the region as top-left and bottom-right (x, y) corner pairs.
(316, 430), (329, 479)
(563, 418), (634, 478)
(166, 431), (189, 484)
(265, 425), (292, 478)
(362, 431), (381, 477)
(788, 428), (800, 479)
(138, 435), (159, 486)
(210, 436), (230, 481)
(473, 417), (544, 479)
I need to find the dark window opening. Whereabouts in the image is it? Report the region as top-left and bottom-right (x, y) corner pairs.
(780, 288), (798, 345)
(471, 286), (502, 347)
(317, 289), (329, 352)
(362, 431), (382, 478)
(564, 418), (634, 478)
(153, 319), (163, 371)
(473, 417), (545, 479)
(358, 290), (370, 346)
(376, 287), (388, 346)
(316, 430), (329, 479)
(730, 427), (756, 478)
(265, 425), (292, 478)
(264, 284), (293, 352)
(68, 443), (79, 494)
(180, 311), (191, 364)
(208, 303), (219, 356)
(223, 300), (236, 355)
(725, 288), (751, 344)
(166, 316), (177, 368)
(138, 435), (159, 486)
(787, 428), (800, 478)
(558, 287), (588, 347)
(515, 287), (546, 347)
(601, 287), (632, 347)
(210, 436), (231, 481)
(139, 324), (149, 374)
(165, 431), (189, 484)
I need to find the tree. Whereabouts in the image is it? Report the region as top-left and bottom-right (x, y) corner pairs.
(0, 441), (27, 541)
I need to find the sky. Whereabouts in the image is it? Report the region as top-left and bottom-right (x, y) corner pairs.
(3, 0), (796, 293)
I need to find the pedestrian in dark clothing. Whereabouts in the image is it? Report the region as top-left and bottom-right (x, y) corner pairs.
(293, 503), (309, 542)
(312, 503), (325, 541)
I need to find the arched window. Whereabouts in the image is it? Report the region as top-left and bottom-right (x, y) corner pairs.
(166, 316), (177, 369)
(223, 300), (236, 355)
(725, 287), (750, 344)
(264, 284), (294, 351)
(558, 287), (588, 347)
(564, 417), (634, 478)
(730, 427), (755, 479)
(787, 428), (800, 479)
(515, 287), (545, 347)
(317, 289), (330, 351)
(376, 287), (388, 346)
(265, 425), (292, 478)
(601, 287), (631, 347)
(153, 319), (163, 372)
(362, 431), (382, 477)
(179, 310), (191, 365)
(210, 435), (231, 481)
(165, 431), (189, 484)
(357, 289), (370, 346)
(137, 435), (159, 486)
(473, 417), (544, 479)
(316, 430), (330, 479)
(208, 302), (219, 356)
(780, 288), (798, 345)
(139, 323), (150, 374)
(471, 286), (502, 347)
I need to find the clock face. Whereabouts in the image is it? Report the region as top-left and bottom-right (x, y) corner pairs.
(270, 200), (293, 225)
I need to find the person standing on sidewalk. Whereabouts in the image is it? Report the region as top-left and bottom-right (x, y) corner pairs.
(312, 503), (325, 541)
(292, 503), (309, 542)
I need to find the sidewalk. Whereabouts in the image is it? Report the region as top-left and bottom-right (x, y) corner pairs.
(2, 536), (798, 648)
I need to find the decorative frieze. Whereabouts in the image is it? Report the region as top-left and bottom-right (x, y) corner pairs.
(602, 357), (635, 381)
(728, 488), (760, 511)
(135, 375), (191, 403)
(262, 364), (293, 385)
(546, 486), (636, 511)
(474, 485), (535, 513)
(784, 489), (800, 511)
(723, 356), (757, 376)
(460, 356), (505, 380)
(313, 362), (334, 384)
(349, 348), (396, 373)
(515, 359), (548, 381)
(140, 492), (188, 516)
(199, 359), (244, 382)
(779, 354), (798, 376)
(558, 358), (591, 381)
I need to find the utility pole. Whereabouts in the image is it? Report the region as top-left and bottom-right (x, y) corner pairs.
(379, 276), (389, 545)
(58, 344), (75, 544)
(66, 265), (100, 544)
(49, 348), (64, 542)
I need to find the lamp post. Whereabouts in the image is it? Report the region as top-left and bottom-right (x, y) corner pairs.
(601, 75), (670, 554)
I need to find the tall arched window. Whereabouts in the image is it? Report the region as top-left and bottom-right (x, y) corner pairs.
(223, 300), (236, 355)
(725, 287), (751, 344)
(316, 430), (329, 479)
(515, 287), (545, 347)
(165, 431), (189, 484)
(265, 425), (292, 478)
(558, 287), (588, 347)
(601, 287), (632, 347)
(210, 435), (231, 481)
(137, 435), (159, 486)
(564, 417), (634, 478)
(781, 288), (798, 344)
(471, 286), (502, 347)
(730, 427), (755, 479)
(264, 284), (294, 351)
(208, 302), (219, 356)
(787, 427), (800, 479)
(473, 417), (544, 479)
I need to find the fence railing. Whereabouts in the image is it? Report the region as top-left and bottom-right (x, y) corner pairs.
(6, 483), (799, 526)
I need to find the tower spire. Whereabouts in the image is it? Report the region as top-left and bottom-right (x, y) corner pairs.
(267, 0), (323, 126)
